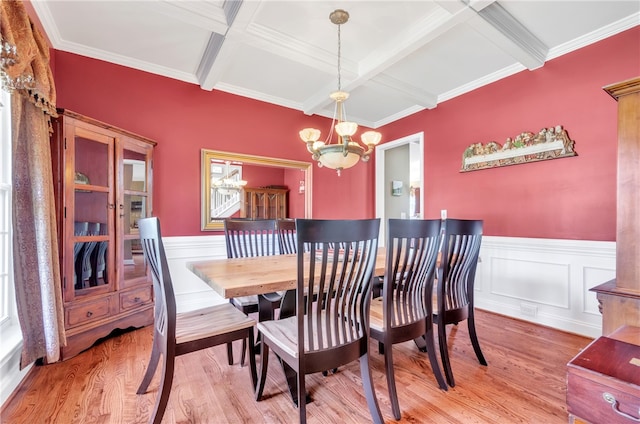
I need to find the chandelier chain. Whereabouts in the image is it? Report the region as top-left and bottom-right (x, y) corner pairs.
(337, 24), (341, 91)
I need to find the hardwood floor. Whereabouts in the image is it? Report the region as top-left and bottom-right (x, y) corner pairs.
(1, 310), (591, 423)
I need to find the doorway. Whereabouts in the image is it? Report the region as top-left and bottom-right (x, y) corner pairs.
(375, 132), (424, 246)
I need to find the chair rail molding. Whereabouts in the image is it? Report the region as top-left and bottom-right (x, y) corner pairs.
(163, 234), (614, 338)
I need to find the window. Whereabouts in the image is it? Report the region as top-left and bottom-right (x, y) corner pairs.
(0, 89), (15, 332)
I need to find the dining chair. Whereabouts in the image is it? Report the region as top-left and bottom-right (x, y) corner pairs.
(276, 218), (297, 254)
(224, 218), (282, 366)
(369, 219), (448, 420)
(255, 218), (384, 424)
(435, 218), (487, 387)
(136, 217), (257, 424)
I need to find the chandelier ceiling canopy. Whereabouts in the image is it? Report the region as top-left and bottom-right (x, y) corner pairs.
(299, 9), (382, 176)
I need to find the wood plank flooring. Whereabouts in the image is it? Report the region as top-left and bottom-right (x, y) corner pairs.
(1, 310), (592, 423)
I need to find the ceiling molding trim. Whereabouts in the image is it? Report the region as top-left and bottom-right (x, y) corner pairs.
(475, 2), (547, 69)
(373, 105), (428, 128)
(29, 2), (64, 48)
(438, 62), (526, 103)
(197, 33), (226, 87)
(156, 0), (229, 33)
(369, 74), (438, 109)
(214, 82), (304, 112)
(56, 40), (199, 85)
(354, 8), (459, 81)
(240, 23), (341, 75)
(547, 13), (640, 60)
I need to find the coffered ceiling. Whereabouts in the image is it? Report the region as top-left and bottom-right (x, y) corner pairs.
(31, 0), (639, 128)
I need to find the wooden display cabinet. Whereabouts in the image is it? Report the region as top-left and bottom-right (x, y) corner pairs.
(50, 109), (156, 360)
(241, 186), (289, 219)
(591, 77), (640, 334)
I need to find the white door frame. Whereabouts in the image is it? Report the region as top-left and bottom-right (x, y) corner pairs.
(375, 132), (424, 246)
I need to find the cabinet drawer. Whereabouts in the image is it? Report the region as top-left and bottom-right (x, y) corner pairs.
(120, 286), (152, 311)
(66, 297), (111, 328)
(567, 372), (640, 424)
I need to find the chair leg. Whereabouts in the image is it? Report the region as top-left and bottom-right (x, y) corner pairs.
(255, 339), (270, 401)
(227, 342), (234, 366)
(247, 329), (258, 389)
(359, 353), (384, 424)
(438, 320), (455, 387)
(383, 344), (401, 420)
(424, 326), (448, 391)
(137, 343), (161, 394)
(240, 337), (247, 367)
(297, 368), (306, 424)
(149, 351), (175, 424)
(468, 310), (487, 366)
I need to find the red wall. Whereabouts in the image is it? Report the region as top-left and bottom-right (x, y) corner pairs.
(53, 52), (375, 235)
(52, 27), (639, 240)
(383, 27), (639, 241)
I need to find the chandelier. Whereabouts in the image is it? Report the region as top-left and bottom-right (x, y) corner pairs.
(212, 161), (247, 195)
(299, 9), (382, 176)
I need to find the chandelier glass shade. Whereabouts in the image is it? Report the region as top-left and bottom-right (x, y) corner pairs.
(299, 9), (382, 175)
(212, 161), (247, 195)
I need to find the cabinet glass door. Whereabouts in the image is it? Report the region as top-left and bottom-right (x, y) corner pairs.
(120, 141), (152, 288)
(70, 127), (114, 300)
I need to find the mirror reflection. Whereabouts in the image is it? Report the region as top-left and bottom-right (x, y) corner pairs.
(201, 149), (312, 230)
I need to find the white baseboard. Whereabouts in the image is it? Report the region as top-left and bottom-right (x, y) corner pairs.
(164, 235), (614, 337)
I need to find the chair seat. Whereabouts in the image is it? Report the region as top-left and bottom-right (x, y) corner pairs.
(230, 295), (260, 308)
(176, 303), (255, 345)
(258, 311), (360, 359)
(369, 296), (428, 333)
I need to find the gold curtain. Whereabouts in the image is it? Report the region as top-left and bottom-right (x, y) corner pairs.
(1, 0), (65, 366)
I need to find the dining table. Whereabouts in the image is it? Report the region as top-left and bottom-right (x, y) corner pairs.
(187, 247), (388, 405)
(187, 247), (387, 299)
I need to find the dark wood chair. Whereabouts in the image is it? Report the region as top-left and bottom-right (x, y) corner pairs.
(369, 219), (448, 419)
(255, 219), (384, 424)
(276, 218), (297, 254)
(136, 217), (257, 424)
(435, 218), (487, 387)
(224, 218), (282, 366)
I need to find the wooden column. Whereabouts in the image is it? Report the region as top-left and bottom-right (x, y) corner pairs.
(591, 77), (640, 335)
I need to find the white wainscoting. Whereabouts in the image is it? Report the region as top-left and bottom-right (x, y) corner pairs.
(163, 235), (615, 338)
(474, 236), (614, 338)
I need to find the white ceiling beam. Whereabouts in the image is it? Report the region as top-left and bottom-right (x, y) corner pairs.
(468, 2), (548, 70)
(303, 7), (469, 116)
(198, 0), (256, 90)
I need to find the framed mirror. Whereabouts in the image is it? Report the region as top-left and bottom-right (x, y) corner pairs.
(201, 149), (313, 230)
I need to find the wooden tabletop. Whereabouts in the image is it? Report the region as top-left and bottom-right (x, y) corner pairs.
(188, 248), (387, 299)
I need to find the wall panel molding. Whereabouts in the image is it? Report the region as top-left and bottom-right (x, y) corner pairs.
(163, 234), (615, 338)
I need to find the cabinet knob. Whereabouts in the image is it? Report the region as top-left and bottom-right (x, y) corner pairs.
(86, 311), (93, 318)
(134, 297), (141, 303)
